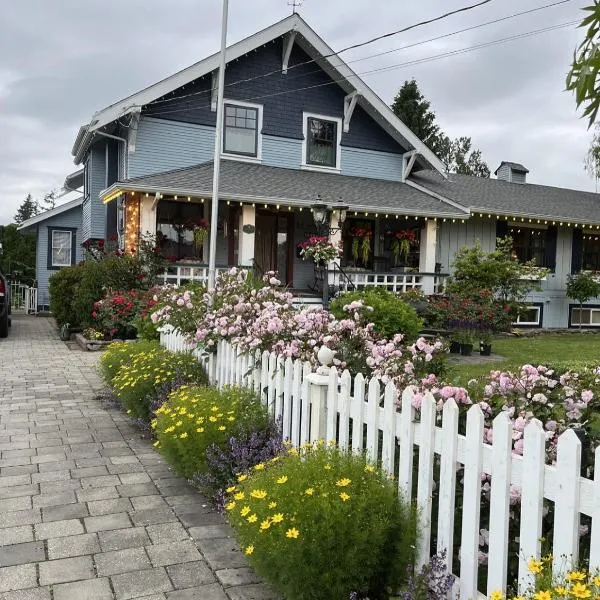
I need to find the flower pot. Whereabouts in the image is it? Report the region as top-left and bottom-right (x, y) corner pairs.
(449, 341), (461, 354)
(480, 343), (492, 356)
(460, 343), (473, 356)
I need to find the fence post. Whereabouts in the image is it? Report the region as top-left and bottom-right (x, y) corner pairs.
(306, 346), (334, 443)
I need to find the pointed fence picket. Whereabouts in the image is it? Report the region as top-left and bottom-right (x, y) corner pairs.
(159, 332), (600, 598)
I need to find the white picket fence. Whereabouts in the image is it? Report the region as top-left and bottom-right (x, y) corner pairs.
(10, 282), (37, 314)
(160, 329), (600, 598)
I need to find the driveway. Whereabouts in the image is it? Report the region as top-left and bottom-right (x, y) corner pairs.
(0, 315), (275, 600)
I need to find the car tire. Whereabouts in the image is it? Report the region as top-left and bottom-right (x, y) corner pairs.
(0, 311), (8, 338)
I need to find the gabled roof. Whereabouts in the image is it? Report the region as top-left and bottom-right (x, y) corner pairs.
(17, 196), (84, 232)
(411, 170), (600, 225)
(100, 160), (466, 218)
(494, 161), (529, 175)
(72, 14), (446, 175)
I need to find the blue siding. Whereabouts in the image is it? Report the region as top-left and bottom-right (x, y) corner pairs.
(262, 135), (302, 169)
(128, 118), (216, 178)
(37, 207), (83, 310)
(436, 220), (496, 273)
(341, 147), (403, 182)
(144, 39), (406, 155)
(82, 142), (107, 241)
(82, 198), (91, 241)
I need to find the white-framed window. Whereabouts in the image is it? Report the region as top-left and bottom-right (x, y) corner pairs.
(513, 304), (542, 327)
(302, 112), (342, 172)
(571, 305), (600, 327)
(51, 230), (73, 267)
(222, 100), (263, 160)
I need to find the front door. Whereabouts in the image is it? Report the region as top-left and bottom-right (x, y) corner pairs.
(254, 211), (293, 285)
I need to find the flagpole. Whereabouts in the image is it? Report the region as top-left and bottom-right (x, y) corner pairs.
(207, 0), (229, 290)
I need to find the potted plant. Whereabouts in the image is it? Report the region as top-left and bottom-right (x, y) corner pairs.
(455, 331), (475, 356)
(479, 331), (493, 356)
(390, 229), (417, 267)
(349, 226), (373, 267)
(298, 236), (340, 265)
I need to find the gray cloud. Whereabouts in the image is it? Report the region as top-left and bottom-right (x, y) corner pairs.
(0, 0), (594, 224)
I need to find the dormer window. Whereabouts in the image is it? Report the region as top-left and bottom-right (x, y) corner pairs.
(223, 100), (262, 159)
(302, 113), (342, 172)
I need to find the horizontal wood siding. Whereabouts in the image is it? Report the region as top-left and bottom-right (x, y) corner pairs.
(341, 147), (403, 182)
(37, 208), (83, 309)
(89, 143), (107, 240)
(262, 135), (302, 169)
(82, 199), (91, 242)
(128, 117), (216, 178)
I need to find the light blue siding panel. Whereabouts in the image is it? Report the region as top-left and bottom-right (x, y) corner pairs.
(262, 136), (302, 169)
(436, 220), (496, 273)
(37, 207), (83, 309)
(86, 144), (107, 240)
(82, 199), (91, 242)
(341, 147), (403, 182)
(128, 117), (216, 178)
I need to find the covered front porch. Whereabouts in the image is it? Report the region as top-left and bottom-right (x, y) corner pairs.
(101, 160), (463, 296)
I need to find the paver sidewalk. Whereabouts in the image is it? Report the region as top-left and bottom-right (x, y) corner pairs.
(0, 315), (276, 600)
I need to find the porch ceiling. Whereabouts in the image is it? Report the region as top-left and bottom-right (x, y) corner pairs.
(102, 160), (466, 218)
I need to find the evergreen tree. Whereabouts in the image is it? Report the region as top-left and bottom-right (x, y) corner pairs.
(14, 194), (39, 224)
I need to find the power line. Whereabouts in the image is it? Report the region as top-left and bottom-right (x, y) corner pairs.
(146, 0), (575, 109)
(146, 19), (578, 119)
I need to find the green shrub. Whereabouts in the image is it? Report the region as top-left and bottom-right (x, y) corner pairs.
(98, 340), (160, 385)
(153, 386), (269, 479)
(49, 265), (85, 327)
(111, 346), (208, 422)
(331, 288), (423, 340)
(227, 444), (417, 600)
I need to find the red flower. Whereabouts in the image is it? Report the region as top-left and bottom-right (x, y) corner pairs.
(91, 311), (97, 319)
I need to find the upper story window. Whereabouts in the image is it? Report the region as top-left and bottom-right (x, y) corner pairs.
(49, 229), (74, 269)
(302, 113), (342, 171)
(223, 101), (262, 159)
(583, 234), (600, 271)
(509, 226), (547, 267)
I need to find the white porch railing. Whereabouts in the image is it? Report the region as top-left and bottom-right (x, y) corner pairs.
(10, 282), (37, 314)
(160, 264), (236, 286)
(330, 269), (447, 295)
(160, 331), (600, 599)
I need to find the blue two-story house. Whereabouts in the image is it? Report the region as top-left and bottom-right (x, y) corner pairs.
(27, 13), (600, 328)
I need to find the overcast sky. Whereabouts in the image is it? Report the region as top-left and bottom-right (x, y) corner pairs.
(0, 0), (592, 225)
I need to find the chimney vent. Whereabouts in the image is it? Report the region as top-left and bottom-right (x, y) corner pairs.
(494, 161), (529, 184)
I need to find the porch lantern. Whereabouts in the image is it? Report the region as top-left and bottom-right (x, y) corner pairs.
(311, 200), (328, 228)
(334, 201), (349, 229)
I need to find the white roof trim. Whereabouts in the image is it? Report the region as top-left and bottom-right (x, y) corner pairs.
(72, 15), (446, 175)
(17, 197), (84, 231)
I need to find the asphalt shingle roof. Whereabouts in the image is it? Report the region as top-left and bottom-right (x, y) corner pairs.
(411, 170), (600, 224)
(120, 160), (467, 217)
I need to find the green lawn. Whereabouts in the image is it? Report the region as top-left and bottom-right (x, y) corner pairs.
(450, 333), (600, 384)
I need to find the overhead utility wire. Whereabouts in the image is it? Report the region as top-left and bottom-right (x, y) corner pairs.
(146, 0), (574, 109)
(146, 0), (498, 108)
(147, 19), (578, 119)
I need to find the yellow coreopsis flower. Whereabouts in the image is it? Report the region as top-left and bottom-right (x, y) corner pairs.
(153, 440), (160, 447)
(218, 426), (226, 431)
(268, 502), (277, 509)
(237, 474), (248, 482)
(179, 432), (188, 439)
(196, 427), (204, 433)
(571, 582), (591, 598)
(175, 420), (183, 427)
(286, 528), (300, 539)
(528, 559), (543, 574)
(567, 572), (587, 583)
(250, 490), (267, 499)
(339, 492), (351, 502)
(304, 488), (314, 496)
(533, 591), (551, 600)
(240, 506), (251, 517)
(260, 519), (271, 531)
(554, 586), (568, 596)
(234, 492), (245, 501)
(253, 463), (265, 471)
(594, 576), (600, 586)
(247, 514), (258, 523)
(209, 416), (218, 422)
(364, 465), (376, 473)
(272, 513), (284, 524)
(489, 591), (503, 600)
(165, 426), (175, 434)
(244, 545), (254, 555)
(226, 486), (236, 493)
(276, 476), (288, 484)
(336, 478), (351, 487)
(225, 501), (236, 511)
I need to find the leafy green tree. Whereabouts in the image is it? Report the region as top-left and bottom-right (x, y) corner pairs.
(0, 224), (36, 284)
(13, 194), (39, 225)
(391, 79), (490, 177)
(566, 2), (600, 127)
(566, 271), (600, 329)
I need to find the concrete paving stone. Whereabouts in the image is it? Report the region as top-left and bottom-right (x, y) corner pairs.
(128, 596), (165, 600)
(80, 474), (121, 488)
(0, 497), (32, 513)
(146, 540), (203, 567)
(32, 491), (76, 508)
(98, 526), (151, 552)
(100, 447), (134, 458)
(168, 587), (229, 600)
(31, 470), (70, 484)
(215, 568), (262, 588)
(1, 450), (35, 459)
(0, 465), (37, 477)
(47, 532), (100, 559)
(35, 518), (84, 540)
(0, 541), (45, 567)
(101, 442), (130, 449)
(130, 508), (177, 527)
(37, 460), (76, 472)
(87, 497), (132, 516)
(225, 584), (281, 600)
(0, 525), (33, 547)
(177, 511), (227, 529)
(110, 456), (140, 465)
(0, 458), (32, 469)
(130, 496), (168, 511)
(111, 567), (173, 599)
(52, 577), (113, 600)
(0, 443), (30, 452)
(146, 522), (189, 545)
(118, 473), (151, 485)
(0, 587), (51, 600)
(34, 447), (66, 458)
(94, 547), (151, 576)
(41, 502), (88, 522)
(188, 524), (233, 540)
(0, 485), (39, 501)
(30, 455), (63, 465)
(38, 555), (94, 585)
(167, 561), (215, 589)
(75, 486), (119, 503)
(84, 512), (131, 533)
(0, 510), (41, 529)
(196, 538), (250, 571)
(117, 483), (159, 498)
(70, 466), (109, 479)
(107, 463), (146, 475)
(93, 430), (125, 442)
(29, 439), (63, 449)
(74, 457), (109, 468)
(0, 475), (31, 488)
(38, 480), (81, 494)
(164, 494), (207, 508)
(0, 564), (37, 592)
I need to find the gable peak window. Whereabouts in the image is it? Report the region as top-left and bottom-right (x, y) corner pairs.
(223, 102), (261, 158)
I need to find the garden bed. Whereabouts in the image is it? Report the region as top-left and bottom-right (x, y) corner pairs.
(73, 333), (135, 352)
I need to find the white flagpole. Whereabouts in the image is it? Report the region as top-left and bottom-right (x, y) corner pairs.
(207, 0), (229, 290)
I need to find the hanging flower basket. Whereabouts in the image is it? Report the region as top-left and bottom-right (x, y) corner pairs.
(349, 226), (373, 266)
(298, 236), (340, 264)
(390, 230), (417, 266)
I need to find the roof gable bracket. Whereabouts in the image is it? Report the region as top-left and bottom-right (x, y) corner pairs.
(282, 31), (297, 75)
(343, 91), (359, 133)
(211, 70), (218, 112)
(127, 108), (142, 153)
(401, 150), (417, 182)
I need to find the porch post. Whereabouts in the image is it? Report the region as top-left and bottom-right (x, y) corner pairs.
(139, 196), (157, 239)
(238, 205), (256, 267)
(419, 219), (437, 295)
